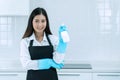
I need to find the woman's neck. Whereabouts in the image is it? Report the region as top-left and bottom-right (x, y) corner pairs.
(35, 32), (44, 42)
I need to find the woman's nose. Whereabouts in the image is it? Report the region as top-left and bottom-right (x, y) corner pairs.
(38, 22), (42, 26)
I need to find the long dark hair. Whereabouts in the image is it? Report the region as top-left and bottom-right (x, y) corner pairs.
(22, 7), (52, 39)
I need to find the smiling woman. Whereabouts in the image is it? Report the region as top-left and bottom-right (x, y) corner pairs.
(20, 7), (68, 80)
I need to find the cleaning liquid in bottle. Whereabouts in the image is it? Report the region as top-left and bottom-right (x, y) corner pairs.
(60, 24), (70, 43)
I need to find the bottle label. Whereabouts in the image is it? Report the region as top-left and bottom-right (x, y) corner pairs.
(61, 31), (70, 42)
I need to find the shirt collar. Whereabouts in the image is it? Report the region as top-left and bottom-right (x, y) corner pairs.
(29, 32), (48, 42)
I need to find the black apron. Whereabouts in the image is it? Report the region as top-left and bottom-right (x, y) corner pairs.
(27, 34), (58, 80)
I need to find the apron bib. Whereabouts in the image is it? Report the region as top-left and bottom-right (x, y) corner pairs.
(27, 34), (58, 80)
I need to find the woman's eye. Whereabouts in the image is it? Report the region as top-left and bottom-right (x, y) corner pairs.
(35, 20), (39, 22)
(41, 20), (45, 23)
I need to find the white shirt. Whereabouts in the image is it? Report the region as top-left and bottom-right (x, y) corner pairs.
(20, 33), (65, 70)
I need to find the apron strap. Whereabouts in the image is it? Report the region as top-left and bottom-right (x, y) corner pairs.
(46, 33), (52, 46)
(29, 40), (33, 47)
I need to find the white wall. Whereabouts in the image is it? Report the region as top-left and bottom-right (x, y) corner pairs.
(29, 0), (120, 62)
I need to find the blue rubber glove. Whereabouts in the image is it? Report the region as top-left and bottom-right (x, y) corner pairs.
(56, 25), (67, 53)
(38, 59), (64, 70)
(50, 60), (64, 69)
(38, 59), (51, 70)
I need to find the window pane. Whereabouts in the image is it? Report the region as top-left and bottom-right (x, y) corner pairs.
(0, 17), (7, 24)
(0, 32), (7, 40)
(105, 9), (111, 16)
(8, 17), (12, 24)
(0, 25), (7, 31)
(0, 40), (7, 45)
(8, 25), (11, 31)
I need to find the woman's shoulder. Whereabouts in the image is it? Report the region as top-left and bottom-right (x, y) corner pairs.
(48, 34), (59, 44)
(20, 37), (31, 45)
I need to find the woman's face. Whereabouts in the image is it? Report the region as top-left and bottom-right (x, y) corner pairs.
(32, 14), (47, 33)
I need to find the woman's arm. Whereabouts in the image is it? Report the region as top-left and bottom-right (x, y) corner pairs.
(50, 35), (65, 64)
(20, 39), (39, 70)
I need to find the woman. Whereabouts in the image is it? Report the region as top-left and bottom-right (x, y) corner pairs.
(20, 7), (68, 80)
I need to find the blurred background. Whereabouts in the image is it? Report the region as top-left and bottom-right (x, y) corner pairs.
(0, 0), (120, 80)
(0, 0), (120, 63)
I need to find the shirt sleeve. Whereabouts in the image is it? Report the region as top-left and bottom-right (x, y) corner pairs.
(50, 35), (65, 64)
(20, 39), (39, 70)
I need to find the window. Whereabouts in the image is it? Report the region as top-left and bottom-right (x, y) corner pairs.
(0, 16), (14, 47)
(97, 0), (111, 34)
(97, 0), (120, 34)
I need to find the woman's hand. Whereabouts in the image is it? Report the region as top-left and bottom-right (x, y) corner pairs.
(38, 59), (51, 70)
(57, 25), (69, 53)
(50, 59), (64, 69)
(38, 59), (64, 70)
